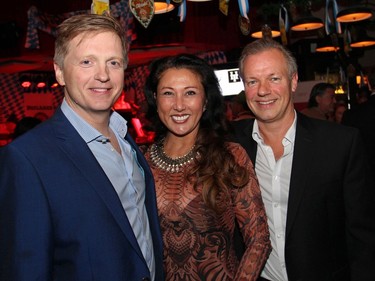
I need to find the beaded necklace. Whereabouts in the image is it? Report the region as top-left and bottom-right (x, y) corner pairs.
(149, 139), (197, 173)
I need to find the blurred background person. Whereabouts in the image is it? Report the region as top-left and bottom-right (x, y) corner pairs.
(356, 86), (371, 105)
(342, 67), (375, 185)
(230, 90), (255, 121)
(300, 82), (336, 121)
(333, 102), (347, 124)
(12, 116), (41, 139)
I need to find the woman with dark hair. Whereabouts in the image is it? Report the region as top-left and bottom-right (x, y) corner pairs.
(300, 82), (336, 121)
(143, 54), (271, 281)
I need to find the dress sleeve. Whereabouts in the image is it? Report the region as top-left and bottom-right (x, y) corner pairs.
(228, 142), (271, 281)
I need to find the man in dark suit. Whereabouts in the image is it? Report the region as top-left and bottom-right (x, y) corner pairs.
(342, 68), (375, 184)
(231, 39), (375, 281)
(0, 14), (163, 281)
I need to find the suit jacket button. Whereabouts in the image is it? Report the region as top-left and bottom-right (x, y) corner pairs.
(141, 278), (150, 281)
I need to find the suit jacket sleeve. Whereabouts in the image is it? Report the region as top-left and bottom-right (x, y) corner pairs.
(0, 145), (54, 280)
(343, 128), (375, 280)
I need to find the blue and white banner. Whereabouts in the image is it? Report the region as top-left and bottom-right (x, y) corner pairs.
(279, 4), (289, 45)
(238, 0), (249, 20)
(178, 0), (186, 22)
(325, 0), (341, 34)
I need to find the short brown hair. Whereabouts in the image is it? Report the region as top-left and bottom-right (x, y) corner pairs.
(54, 14), (128, 69)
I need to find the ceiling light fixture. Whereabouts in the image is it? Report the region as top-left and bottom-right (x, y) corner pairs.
(336, 6), (372, 23)
(316, 36), (339, 52)
(154, 2), (175, 14)
(251, 30), (281, 38)
(291, 16), (324, 31)
(350, 34), (375, 48)
(251, 24), (280, 39)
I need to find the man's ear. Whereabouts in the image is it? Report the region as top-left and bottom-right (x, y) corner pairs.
(54, 63), (65, 86)
(291, 73), (298, 92)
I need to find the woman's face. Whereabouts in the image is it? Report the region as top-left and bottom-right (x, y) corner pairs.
(155, 68), (206, 139)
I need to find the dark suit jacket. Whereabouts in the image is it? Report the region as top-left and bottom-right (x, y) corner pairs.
(342, 94), (375, 184)
(230, 112), (375, 281)
(0, 108), (164, 281)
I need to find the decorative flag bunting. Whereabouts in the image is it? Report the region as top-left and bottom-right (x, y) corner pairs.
(238, 0), (249, 20)
(178, 0), (186, 22)
(238, 15), (251, 36)
(179, 0), (248, 22)
(343, 27), (351, 54)
(325, 0), (341, 35)
(129, 0), (154, 28)
(219, 0), (230, 16)
(25, 0), (136, 50)
(91, 0), (110, 15)
(279, 4), (289, 46)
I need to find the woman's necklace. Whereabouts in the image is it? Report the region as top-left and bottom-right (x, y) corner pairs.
(150, 139), (197, 173)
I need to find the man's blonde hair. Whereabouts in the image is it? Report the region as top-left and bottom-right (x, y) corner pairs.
(54, 14), (128, 69)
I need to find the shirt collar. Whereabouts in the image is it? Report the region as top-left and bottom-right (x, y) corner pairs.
(252, 110), (297, 145)
(61, 98), (128, 144)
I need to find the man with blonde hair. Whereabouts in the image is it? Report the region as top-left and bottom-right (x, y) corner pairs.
(0, 14), (163, 281)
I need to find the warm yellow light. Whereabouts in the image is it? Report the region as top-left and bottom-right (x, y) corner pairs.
(356, 75), (361, 85)
(335, 85), (345, 95)
(316, 46), (339, 52)
(350, 40), (375, 48)
(154, 2), (175, 14)
(337, 12), (372, 22)
(291, 21), (324, 31)
(336, 7), (372, 23)
(251, 30), (281, 38)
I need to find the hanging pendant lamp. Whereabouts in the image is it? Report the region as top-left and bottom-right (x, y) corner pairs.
(336, 6), (372, 23)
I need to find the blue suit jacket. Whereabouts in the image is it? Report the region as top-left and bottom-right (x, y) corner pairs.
(0, 108), (164, 281)
(230, 112), (375, 281)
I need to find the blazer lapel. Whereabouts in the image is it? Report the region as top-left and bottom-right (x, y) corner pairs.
(51, 109), (144, 258)
(285, 113), (314, 239)
(233, 116), (315, 240)
(232, 119), (257, 163)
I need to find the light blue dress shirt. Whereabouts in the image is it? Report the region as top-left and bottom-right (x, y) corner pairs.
(61, 99), (155, 280)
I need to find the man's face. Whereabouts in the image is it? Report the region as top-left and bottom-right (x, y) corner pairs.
(54, 31), (125, 121)
(242, 49), (298, 125)
(317, 88), (335, 113)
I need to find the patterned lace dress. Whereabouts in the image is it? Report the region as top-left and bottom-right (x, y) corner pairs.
(145, 142), (271, 281)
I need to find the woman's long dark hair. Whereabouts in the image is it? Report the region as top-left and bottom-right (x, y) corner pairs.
(144, 54), (249, 212)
